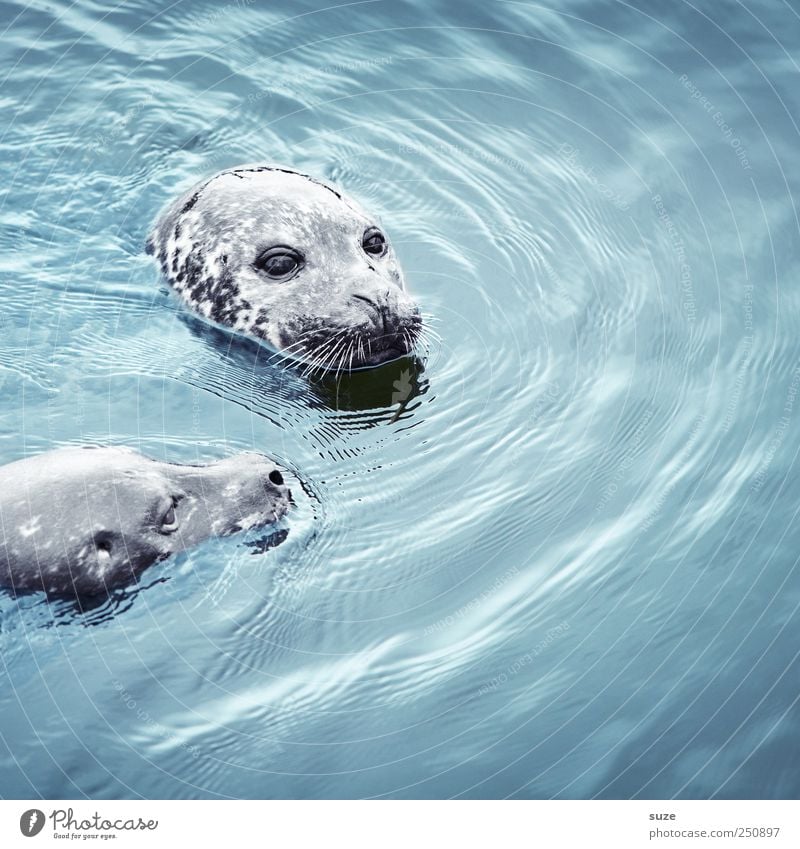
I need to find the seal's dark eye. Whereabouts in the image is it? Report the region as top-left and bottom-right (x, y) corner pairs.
(263, 254), (298, 276)
(362, 228), (387, 257)
(160, 499), (179, 534)
(255, 246), (304, 280)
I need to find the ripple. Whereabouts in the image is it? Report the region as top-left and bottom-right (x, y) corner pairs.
(1, 0), (799, 801)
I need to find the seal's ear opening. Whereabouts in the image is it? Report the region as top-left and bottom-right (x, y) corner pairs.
(93, 532), (115, 565)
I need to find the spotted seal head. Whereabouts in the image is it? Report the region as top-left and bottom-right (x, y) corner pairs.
(147, 165), (422, 370)
(0, 446), (290, 599)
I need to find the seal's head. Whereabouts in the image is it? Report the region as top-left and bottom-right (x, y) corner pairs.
(148, 166), (422, 369)
(0, 446), (291, 599)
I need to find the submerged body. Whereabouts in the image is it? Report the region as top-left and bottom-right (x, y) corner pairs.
(148, 165), (422, 370)
(0, 446), (290, 599)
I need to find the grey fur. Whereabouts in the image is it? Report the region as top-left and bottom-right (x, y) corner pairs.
(0, 446), (290, 598)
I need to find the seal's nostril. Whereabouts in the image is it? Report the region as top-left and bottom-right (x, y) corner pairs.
(352, 294), (393, 331)
(269, 470), (284, 486)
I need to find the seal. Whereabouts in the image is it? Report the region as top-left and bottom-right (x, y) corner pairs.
(147, 165), (422, 370)
(0, 446), (290, 599)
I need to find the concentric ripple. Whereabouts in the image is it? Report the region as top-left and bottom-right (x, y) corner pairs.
(1, 0), (799, 801)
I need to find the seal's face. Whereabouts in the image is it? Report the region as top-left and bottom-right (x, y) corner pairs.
(149, 167), (422, 370)
(0, 447), (291, 599)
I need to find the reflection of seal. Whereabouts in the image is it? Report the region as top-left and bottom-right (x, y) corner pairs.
(0, 446), (290, 599)
(147, 165), (422, 370)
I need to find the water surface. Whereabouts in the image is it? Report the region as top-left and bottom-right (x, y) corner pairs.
(1, 0), (799, 799)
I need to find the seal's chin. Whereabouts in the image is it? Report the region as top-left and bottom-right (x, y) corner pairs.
(359, 342), (408, 367)
(292, 326), (417, 372)
(353, 330), (416, 368)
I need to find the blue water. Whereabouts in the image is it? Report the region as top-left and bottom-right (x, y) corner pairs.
(1, 0), (799, 800)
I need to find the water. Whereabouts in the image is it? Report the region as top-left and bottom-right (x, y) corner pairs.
(1, 0), (799, 799)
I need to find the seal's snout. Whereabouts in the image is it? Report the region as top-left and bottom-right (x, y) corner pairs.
(352, 292), (392, 332)
(351, 289), (422, 335)
(264, 465), (291, 506)
(257, 460), (293, 513)
(350, 288), (421, 363)
(207, 452), (292, 516)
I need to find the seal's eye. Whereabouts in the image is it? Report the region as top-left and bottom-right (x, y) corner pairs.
(255, 246), (304, 280)
(362, 228), (387, 257)
(159, 499), (179, 534)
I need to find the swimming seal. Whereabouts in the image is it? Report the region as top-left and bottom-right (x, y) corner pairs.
(0, 446), (290, 599)
(147, 165), (422, 370)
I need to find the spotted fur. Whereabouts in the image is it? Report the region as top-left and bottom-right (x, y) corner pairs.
(148, 164), (421, 368)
